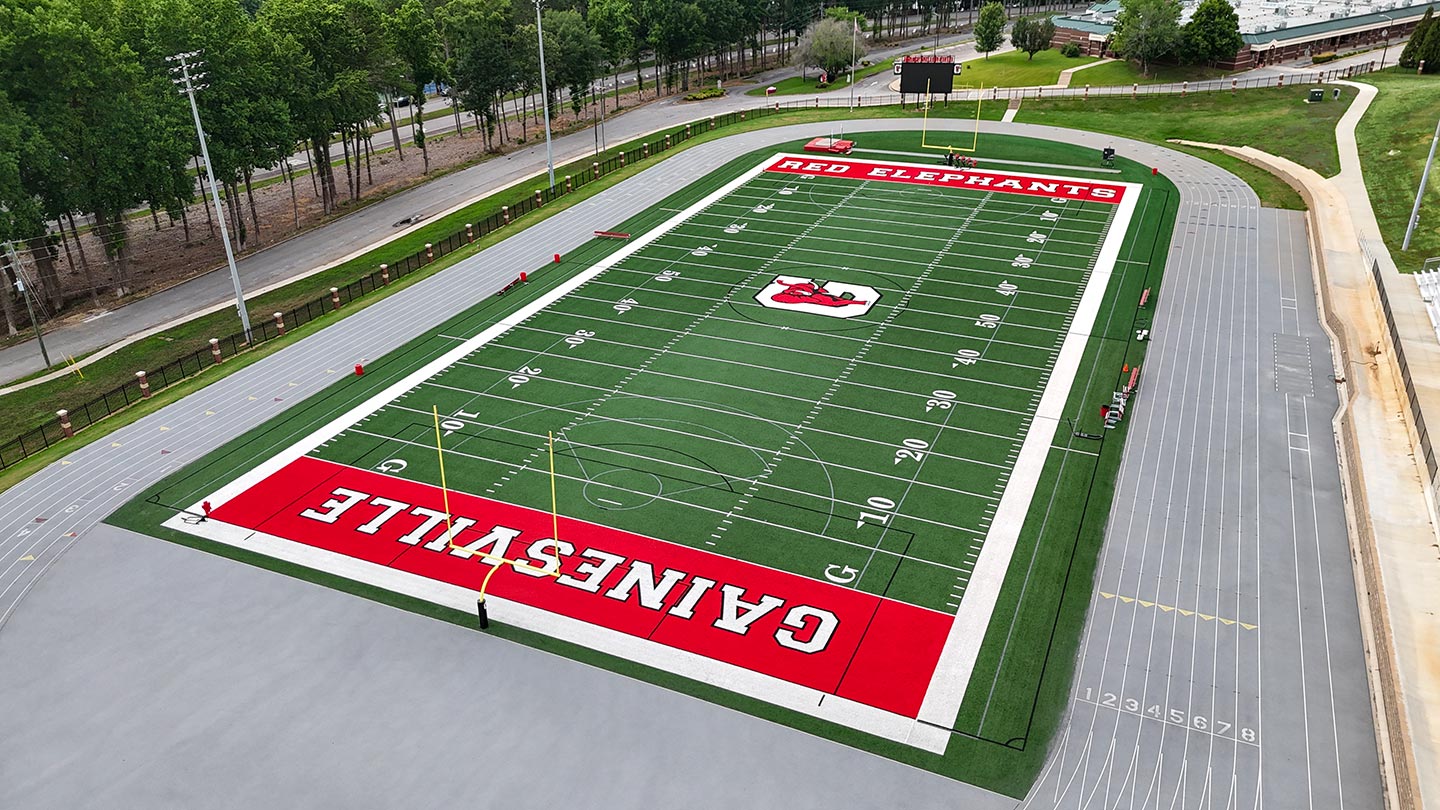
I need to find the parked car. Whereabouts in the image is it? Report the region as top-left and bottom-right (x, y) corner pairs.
(394, 95), (411, 107)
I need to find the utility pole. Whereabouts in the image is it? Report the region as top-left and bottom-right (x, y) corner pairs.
(1402, 113), (1440, 252)
(168, 50), (252, 340)
(5, 242), (51, 368)
(535, 0), (556, 189)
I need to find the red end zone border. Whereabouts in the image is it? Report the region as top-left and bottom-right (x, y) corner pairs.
(165, 153), (1140, 755)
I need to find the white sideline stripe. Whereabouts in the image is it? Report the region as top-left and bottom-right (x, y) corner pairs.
(161, 512), (950, 756)
(913, 176), (1141, 734)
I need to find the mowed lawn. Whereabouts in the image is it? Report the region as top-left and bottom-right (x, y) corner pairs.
(960, 48), (1098, 87)
(1018, 84), (1358, 177)
(1075, 59), (1232, 87)
(1355, 70), (1440, 270)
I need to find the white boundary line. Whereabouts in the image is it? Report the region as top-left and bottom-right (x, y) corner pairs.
(166, 151), (1141, 756)
(914, 172), (1141, 733)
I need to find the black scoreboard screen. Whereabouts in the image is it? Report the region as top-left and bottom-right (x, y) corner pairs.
(897, 56), (960, 94)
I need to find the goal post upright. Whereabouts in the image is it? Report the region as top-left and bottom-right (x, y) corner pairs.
(430, 406), (561, 612)
(919, 79), (983, 155)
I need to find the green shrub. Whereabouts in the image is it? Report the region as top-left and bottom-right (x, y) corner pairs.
(1312, 51), (1337, 64)
(1060, 42), (1082, 58)
(682, 86), (726, 101)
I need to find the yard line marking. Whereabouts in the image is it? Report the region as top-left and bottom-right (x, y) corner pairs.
(531, 307), (1058, 374)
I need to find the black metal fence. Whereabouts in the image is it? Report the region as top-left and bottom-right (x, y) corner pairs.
(0, 69), (1385, 468)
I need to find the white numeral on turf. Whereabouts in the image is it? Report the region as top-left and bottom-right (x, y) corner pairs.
(778, 185), (798, 195)
(439, 419), (465, 435)
(1011, 255), (1034, 269)
(690, 245), (715, 257)
(894, 438), (928, 465)
(565, 329), (595, 348)
(856, 496), (896, 528)
(613, 298), (637, 313)
(508, 365), (542, 388)
(997, 280), (1018, 296)
(975, 313), (1000, 329)
(654, 270), (681, 282)
(925, 390), (956, 412)
(1040, 210), (1060, 222)
(723, 223), (747, 234)
(952, 348), (981, 368)
(1025, 231), (1047, 244)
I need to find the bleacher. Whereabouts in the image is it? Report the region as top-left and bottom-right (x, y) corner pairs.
(1415, 265), (1440, 344)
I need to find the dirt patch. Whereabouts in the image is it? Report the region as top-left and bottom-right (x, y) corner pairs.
(9, 101), (626, 337)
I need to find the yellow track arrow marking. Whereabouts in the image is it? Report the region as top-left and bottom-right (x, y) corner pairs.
(1098, 591), (1256, 630)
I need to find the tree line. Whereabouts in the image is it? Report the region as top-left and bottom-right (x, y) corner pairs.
(0, 0), (967, 315)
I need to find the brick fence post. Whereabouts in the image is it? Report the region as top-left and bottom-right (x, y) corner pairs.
(330, 287), (340, 310)
(466, 223), (474, 243)
(380, 263), (390, 285)
(274, 312), (286, 335)
(137, 371), (151, 398)
(502, 206), (510, 225)
(209, 338), (222, 364)
(58, 409), (72, 438)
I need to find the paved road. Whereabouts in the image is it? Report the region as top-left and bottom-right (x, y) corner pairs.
(0, 119), (1382, 807)
(0, 30), (990, 387)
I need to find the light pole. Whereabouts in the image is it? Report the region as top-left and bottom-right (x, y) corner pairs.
(167, 50), (251, 340)
(1402, 113), (1440, 252)
(1378, 14), (1393, 70)
(534, 0), (556, 189)
(4, 242), (50, 368)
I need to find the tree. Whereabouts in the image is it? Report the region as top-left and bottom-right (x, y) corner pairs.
(793, 16), (867, 80)
(588, 0), (634, 109)
(442, 0), (514, 149)
(2, 0), (194, 298)
(541, 9), (601, 116)
(387, 0), (446, 172)
(1111, 0), (1182, 76)
(260, 0), (391, 212)
(1417, 18), (1440, 74)
(1181, 0), (1242, 66)
(1400, 8), (1435, 70)
(973, 1), (1005, 59)
(1010, 14), (1055, 60)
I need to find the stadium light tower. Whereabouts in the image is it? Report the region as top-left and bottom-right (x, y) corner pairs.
(168, 50), (252, 340)
(535, 0), (556, 189)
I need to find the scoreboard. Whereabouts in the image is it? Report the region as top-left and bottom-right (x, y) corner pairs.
(896, 55), (962, 94)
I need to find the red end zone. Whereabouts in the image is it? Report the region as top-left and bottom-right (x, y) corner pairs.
(210, 455), (952, 718)
(765, 156), (1127, 203)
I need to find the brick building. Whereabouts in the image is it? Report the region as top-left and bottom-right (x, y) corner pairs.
(1052, 0), (1438, 70)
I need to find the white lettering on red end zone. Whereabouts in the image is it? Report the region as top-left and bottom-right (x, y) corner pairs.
(208, 455), (952, 718)
(766, 156), (1126, 203)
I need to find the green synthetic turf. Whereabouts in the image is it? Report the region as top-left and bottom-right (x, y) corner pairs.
(110, 130), (1178, 796)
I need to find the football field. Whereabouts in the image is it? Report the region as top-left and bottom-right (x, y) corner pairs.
(158, 149), (1149, 771)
